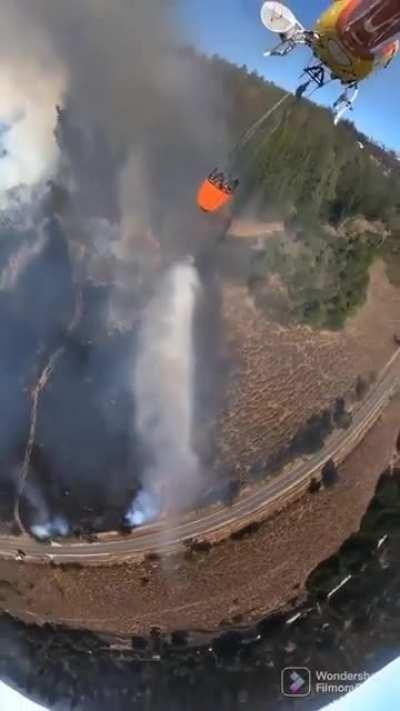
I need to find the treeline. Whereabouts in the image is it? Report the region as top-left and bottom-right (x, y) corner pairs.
(193, 51), (400, 327)
(250, 223), (381, 328)
(203, 52), (400, 224)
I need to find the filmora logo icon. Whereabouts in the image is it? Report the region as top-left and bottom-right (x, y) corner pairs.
(281, 667), (311, 697)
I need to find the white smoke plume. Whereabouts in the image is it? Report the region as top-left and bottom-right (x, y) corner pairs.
(0, 72), (64, 199)
(20, 481), (70, 542)
(0, 3), (66, 204)
(30, 516), (70, 543)
(0, 228), (48, 292)
(125, 260), (202, 526)
(126, 491), (161, 528)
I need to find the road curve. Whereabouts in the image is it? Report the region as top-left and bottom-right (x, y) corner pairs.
(1, 353), (399, 564)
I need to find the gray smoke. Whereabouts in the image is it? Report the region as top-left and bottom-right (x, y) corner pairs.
(0, 0), (228, 228)
(0, 0), (229, 530)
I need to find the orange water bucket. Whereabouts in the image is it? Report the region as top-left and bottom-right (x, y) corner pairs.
(197, 179), (233, 213)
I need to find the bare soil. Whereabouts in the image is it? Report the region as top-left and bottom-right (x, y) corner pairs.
(227, 219), (284, 239)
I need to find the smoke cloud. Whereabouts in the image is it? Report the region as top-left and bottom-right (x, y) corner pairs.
(0, 0), (227, 209)
(0, 0), (230, 532)
(0, 3), (65, 202)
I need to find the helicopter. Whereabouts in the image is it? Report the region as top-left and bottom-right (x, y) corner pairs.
(196, 0), (400, 214)
(261, 0), (400, 124)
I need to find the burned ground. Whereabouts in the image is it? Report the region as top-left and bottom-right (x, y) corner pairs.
(0, 207), (229, 536)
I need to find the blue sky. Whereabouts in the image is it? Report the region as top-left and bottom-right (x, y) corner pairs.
(183, 0), (400, 151)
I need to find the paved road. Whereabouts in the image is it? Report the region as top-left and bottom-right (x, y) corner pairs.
(1, 354), (399, 564)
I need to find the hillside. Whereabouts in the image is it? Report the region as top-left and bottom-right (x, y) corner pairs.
(0, 49), (399, 536)
(202, 51), (400, 225)
(192, 51), (400, 330)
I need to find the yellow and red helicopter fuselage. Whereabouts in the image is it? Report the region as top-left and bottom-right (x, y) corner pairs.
(313, 0), (400, 84)
(261, 0), (400, 123)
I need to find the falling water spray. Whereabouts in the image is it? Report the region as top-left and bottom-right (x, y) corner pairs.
(125, 259), (202, 527)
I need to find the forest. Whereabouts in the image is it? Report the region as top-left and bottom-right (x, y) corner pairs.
(203, 51), (400, 329)
(205, 52), (400, 223)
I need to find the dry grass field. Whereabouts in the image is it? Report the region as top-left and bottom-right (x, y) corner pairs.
(217, 261), (400, 477)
